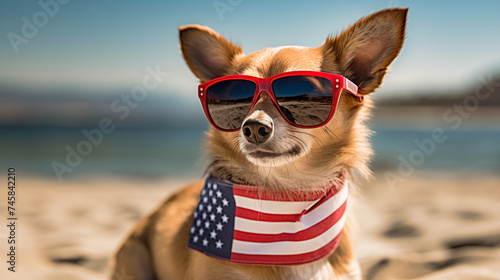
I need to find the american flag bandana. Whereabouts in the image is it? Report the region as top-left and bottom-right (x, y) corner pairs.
(187, 177), (348, 266)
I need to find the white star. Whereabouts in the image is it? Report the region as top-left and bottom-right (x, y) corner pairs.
(205, 221), (210, 228)
(210, 213), (216, 221)
(210, 230), (217, 239)
(216, 205), (223, 213)
(198, 204), (203, 211)
(196, 219), (201, 227)
(199, 228), (204, 235)
(213, 183), (218, 190)
(193, 235), (199, 243)
(207, 183), (212, 189)
(216, 222), (223, 231)
(216, 191), (222, 198)
(202, 212), (207, 220)
(193, 212), (198, 218)
(222, 198), (229, 207)
(202, 238), (208, 247)
(221, 214), (229, 223)
(207, 205), (212, 212)
(203, 196), (208, 203)
(212, 197), (217, 204)
(201, 189), (206, 195)
(190, 226), (195, 234)
(209, 190), (213, 197)
(215, 240), (223, 249)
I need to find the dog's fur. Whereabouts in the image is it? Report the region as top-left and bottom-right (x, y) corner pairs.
(111, 8), (407, 280)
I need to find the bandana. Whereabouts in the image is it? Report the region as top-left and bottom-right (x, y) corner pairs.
(187, 177), (348, 266)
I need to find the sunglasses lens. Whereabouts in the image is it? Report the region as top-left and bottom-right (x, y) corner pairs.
(272, 76), (333, 127)
(206, 80), (257, 130)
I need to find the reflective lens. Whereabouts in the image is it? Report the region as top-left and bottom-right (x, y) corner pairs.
(206, 80), (257, 130)
(272, 76), (333, 126)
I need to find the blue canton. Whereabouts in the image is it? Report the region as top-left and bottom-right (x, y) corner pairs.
(187, 178), (235, 260)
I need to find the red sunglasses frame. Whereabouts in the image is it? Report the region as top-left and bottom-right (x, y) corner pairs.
(198, 71), (363, 132)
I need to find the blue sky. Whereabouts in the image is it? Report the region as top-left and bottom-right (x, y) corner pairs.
(1, 0), (500, 102)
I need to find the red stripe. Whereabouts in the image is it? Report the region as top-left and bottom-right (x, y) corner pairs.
(303, 186), (338, 214)
(233, 201), (346, 242)
(230, 231), (343, 265)
(232, 184), (340, 201)
(235, 207), (301, 222)
(233, 186), (341, 223)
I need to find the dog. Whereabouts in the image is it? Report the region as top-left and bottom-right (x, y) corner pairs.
(111, 8), (407, 280)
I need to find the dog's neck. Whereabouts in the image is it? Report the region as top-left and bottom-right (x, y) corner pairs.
(206, 160), (348, 193)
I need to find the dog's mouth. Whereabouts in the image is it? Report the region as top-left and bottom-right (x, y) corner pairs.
(247, 145), (302, 159)
(240, 143), (307, 167)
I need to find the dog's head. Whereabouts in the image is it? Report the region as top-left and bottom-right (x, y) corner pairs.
(179, 8), (407, 190)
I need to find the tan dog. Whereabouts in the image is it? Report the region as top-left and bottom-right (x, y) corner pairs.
(111, 8), (407, 280)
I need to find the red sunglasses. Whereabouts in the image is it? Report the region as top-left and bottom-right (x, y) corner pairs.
(198, 71), (362, 132)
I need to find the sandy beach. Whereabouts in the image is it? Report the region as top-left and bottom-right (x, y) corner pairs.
(2, 171), (500, 280)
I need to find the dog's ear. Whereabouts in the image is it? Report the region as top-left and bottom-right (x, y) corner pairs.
(179, 25), (242, 82)
(322, 8), (408, 94)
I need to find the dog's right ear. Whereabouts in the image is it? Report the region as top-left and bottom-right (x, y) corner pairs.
(179, 25), (242, 82)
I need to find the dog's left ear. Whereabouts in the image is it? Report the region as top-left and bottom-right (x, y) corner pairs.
(322, 8), (408, 94)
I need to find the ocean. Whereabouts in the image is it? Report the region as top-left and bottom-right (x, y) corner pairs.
(1, 126), (499, 181)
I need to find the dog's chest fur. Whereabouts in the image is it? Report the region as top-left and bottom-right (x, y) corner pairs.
(283, 260), (336, 280)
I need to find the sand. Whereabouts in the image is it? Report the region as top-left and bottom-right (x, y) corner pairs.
(1, 171), (499, 280)
(355, 172), (500, 280)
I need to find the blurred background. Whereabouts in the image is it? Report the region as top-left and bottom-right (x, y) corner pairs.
(1, 1), (499, 279)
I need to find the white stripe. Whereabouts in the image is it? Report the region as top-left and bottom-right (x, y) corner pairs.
(232, 213), (346, 255)
(234, 195), (321, 215)
(344, 77), (358, 95)
(234, 186), (348, 234)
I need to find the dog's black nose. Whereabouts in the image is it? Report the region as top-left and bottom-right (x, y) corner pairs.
(242, 120), (272, 145)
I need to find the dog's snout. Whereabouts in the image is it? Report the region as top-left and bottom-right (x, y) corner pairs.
(243, 120), (272, 145)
